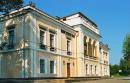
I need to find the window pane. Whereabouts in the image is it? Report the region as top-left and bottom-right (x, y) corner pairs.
(40, 30), (45, 44)
(8, 30), (14, 45)
(50, 34), (54, 47)
(40, 59), (45, 73)
(67, 40), (70, 51)
(50, 61), (54, 73)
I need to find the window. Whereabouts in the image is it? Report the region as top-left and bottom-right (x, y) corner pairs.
(50, 33), (54, 47)
(86, 64), (88, 75)
(8, 27), (15, 49)
(90, 65), (92, 75)
(95, 66), (97, 75)
(50, 61), (54, 73)
(67, 40), (70, 51)
(40, 59), (45, 73)
(67, 40), (72, 55)
(50, 33), (55, 51)
(40, 30), (45, 44)
(40, 29), (46, 50)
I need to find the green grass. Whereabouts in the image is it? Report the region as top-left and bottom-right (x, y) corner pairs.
(111, 74), (128, 78)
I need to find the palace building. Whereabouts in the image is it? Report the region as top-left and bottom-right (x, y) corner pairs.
(0, 5), (110, 78)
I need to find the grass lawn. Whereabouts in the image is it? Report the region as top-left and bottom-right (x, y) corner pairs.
(111, 74), (128, 78)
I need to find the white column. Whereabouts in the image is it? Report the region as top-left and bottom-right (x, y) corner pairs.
(107, 52), (110, 76)
(86, 37), (89, 55)
(22, 16), (25, 78)
(96, 41), (100, 76)
(90, 39), (94, 56)
(87, 64), (90, 75)
(27, 13), (37, 77)
(57, 28), (62, 77)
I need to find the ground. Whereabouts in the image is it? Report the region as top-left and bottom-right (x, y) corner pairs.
(0, 78), (130, 83)
(72, 79), (130, 83)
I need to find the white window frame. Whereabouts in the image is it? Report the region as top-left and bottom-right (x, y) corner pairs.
(50, 60), (55, 74)
(67, 39), (71, 52)
(49, 32), (55, 48)
(8, 28), (15, 48)
(39, 29), (46, 45)
(39, 58), (47, 74)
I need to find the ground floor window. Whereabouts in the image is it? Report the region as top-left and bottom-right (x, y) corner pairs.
(90, 65), (92, 75)
(86, 64), (88, 75)
(40, 59), (45, 73)
(95, 66), (97, 75)
(50, 61), (54, 73)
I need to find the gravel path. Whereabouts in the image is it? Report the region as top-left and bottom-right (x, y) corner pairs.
(71, 79), (130, 83)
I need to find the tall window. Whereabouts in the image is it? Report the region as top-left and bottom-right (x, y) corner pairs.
(40, 29), (47, 50)
(40, 30), (45, 44)
(67, 40), (71, 51)
(86, 64), (88, 75)
(90, 65), (92, 75)
(95, 66), (97, 75)
(50, 33), (54, 47)
(67, 40), (72, 55)
(50, 61), (54, 73)
(40, 59), (45, 73)
(8, 26), (15, 49)
(50, 33), (55, 51)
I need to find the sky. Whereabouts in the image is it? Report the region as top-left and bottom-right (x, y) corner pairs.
(24, 0), (130, 64)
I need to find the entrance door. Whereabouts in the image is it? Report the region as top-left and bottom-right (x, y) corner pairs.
(67, 63), (70, 77)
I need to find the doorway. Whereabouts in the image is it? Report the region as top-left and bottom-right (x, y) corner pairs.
(67, 63), (70, 77)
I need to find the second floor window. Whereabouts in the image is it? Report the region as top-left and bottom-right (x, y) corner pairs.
(8, 29), (14, 45)
(8, 26), (15, 49)
(50, 32), (56, 52)
(50, 33), (55, 48)
(67, 40), (71, 51)
(39, 28), (47, 50)
(67, 40), (72, 55)
(40, 30), (45, 44)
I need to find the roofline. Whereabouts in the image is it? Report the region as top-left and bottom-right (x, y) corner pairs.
(61, 12), (98, 28)
(73, 24), (101, 38)
(0, 5), (77, 34)
(100, 42), (110, 50)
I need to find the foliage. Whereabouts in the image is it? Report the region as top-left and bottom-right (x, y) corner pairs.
(122, 33), (130, 60)
(119, 33), (130, 76)
(110, 64), (119, 75)
(0, 0), (24, 13)
(119, 58), (130, 76)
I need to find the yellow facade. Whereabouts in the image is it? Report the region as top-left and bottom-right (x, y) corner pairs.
(0, 5), (109, 78)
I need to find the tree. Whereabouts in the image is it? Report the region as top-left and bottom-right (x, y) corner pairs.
(0, 0), (24, 13)
(123, 33), (130, 60)
(119, 33), (130, 76)
(120, 58), (130, 75)
(110, 64), (119, 75)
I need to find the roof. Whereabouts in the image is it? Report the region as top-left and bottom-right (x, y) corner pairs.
(0, 5), (77, 35)
(61, 12), (98, 28)
(100, 42), (110, 50)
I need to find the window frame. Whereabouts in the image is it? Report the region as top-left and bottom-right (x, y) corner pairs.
(67, 39), (72, 55)
(40, 59), (45, 73)
(7, 26), (15, 49)
(50, 60), (54, 74)
(40, 28), (46, 45)
(50, 32), (55, 48)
